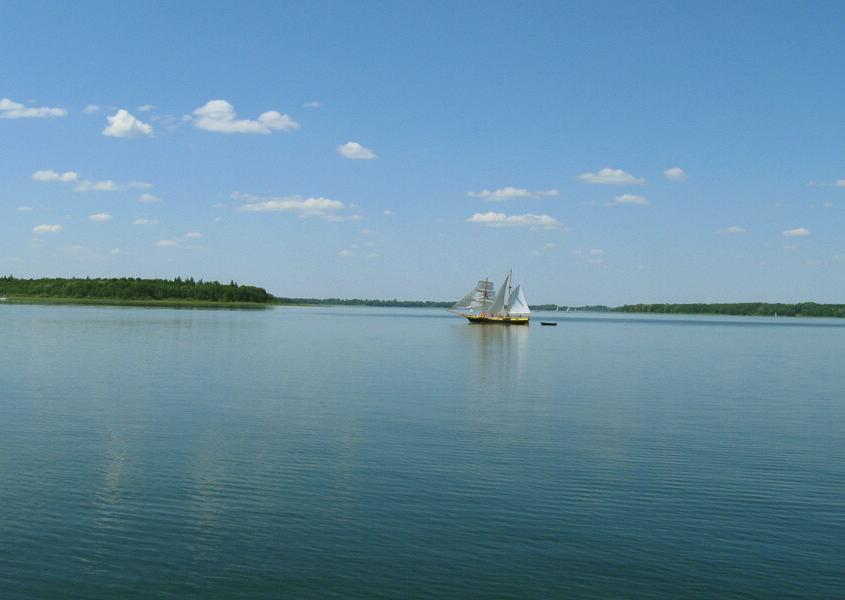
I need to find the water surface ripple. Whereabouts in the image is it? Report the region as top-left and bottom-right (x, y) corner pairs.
(1, 305), (843, 597)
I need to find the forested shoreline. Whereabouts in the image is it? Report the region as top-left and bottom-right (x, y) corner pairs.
(3, 277), (844, 317)
(615, 302), (845, 318)
(0, 276), (273, 304)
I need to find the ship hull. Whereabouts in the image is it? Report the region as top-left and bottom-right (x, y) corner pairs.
(466, 315), (529, 325)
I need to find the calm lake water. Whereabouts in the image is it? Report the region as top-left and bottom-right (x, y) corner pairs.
(1, 304), (843, 598)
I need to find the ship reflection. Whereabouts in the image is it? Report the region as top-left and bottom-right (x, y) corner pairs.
(460, 323), (529, 399)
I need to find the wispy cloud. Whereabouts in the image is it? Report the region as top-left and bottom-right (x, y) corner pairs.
(74, 180), (118, 192)
(664, 166), (687, 181)
(467, 187), (559, 201)
(133, 218), (159, 225)
(717, 226), (745, 234)
(17, 206), (33, 212)
(302, 101), (323, 108)
(578, 167), (645, 185)
(137, 104), (156, 112)
(337, 141), (376, 160)
(836, 179), (845, 188)
(183, 231), (203, 239)
(32, 170), (78, 182)
(83, 104), (101, 114)
(33, 224), (63, 234)
(103, 109), (153, 138)
(88, 212), (112, 222)
(139, 193), (160, 203)
(608, 193), (648, 206)
(191, 100), (298, 134)
(33, 170), (151, 193)
(783, 227), (810, 237)
(234, 192), (362, 221)
(466, 212), (561, 229)
(0, 98), (66, 119)
(156, 239), (178, 247)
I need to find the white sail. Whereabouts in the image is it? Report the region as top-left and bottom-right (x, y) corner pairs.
(452, 279), (494, 313)
(486, 271), (511, 316)
(507, 284), (530, 316)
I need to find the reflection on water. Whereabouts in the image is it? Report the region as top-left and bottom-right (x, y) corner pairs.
(457, 322), (530, 409)
(1, 305), (843, 598)
(464, 322), (529, 370)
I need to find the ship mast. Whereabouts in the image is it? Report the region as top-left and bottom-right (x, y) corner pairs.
(504, 269), (512, 316)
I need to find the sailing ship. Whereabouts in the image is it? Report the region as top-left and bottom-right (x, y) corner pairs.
(450, 271), (531, 325)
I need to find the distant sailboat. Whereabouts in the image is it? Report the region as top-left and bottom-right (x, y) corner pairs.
(450, 271), (530, 325)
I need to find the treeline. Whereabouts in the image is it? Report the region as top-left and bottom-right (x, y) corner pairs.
(529, 304), (610, 312)
(615, 303), (845, 318)
(274, 297), (453, 308)
(0, 276), (273, 303)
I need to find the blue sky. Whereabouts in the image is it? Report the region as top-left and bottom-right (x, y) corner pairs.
(2, 1), (845, 304)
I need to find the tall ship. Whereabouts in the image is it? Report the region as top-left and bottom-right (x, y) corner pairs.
(450, 271), (531, 325)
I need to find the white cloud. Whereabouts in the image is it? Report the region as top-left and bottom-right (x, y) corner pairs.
(156, 240), (178, 247)
(664, 166), (687, 181)
(103, 109), (153, 138)
(139, 193), (160, 203)
(235, 193), (360, 221)
(191, 99), (299, 134)
(466, 212), (561, 229)
(17, 206), (33, 212)
(589, 248), (605, 256)
(32, 224), (63, 234)
(467, 187), (559, 201)
(823, 201), (833, 208)
(338, 249), (353, 257)
(183, 231), (203, 239)
(303, 101), (323, 108)
(609, 193), (648, 206)
(83, 104), (101, 114)
(783, 227), (810, 237)
(578, 167), (645, 185)
(836, 179), (845, 188)
(543, 242), (555, 249)
(137, 104), (156, 112)
(806, 258), (824, 267)
(383, 209), (394, 216)
(0, 98), (66, 119)
(718, 226), (746, 235)
(75, 180), (118, 192)
(33, 169), (150, 192)
(337, 141), (376, 160)
(367, 252), (380, 259)
(88, 212), (112, 222)
(110, 248), (121, 256)
(133, 218), (159, 225)
(32, 169), (78, 182)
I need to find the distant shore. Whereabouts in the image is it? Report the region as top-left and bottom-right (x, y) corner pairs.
(3, 277), (843, 318)
(0, 296), (271, 309)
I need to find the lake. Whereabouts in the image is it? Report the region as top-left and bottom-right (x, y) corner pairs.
(1, 305), (843, 598)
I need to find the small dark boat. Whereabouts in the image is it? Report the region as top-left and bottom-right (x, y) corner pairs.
(540, 321), (557, 326)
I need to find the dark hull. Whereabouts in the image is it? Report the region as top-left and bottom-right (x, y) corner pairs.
(466, 315), (530, 325)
